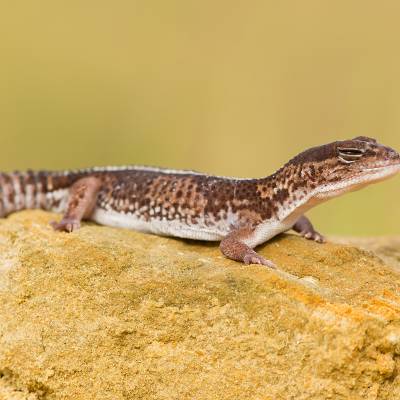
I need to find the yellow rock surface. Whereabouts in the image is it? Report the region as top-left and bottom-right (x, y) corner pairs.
(335, 236), (400, 272)
(0, 211), (400, 400)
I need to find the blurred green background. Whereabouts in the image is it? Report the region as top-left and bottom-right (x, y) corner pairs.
(0, 1), (399, 235)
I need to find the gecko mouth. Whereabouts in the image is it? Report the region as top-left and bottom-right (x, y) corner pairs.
(362, 161), (400, 177)
(365, 163), (400, 171)
(316, 161), (400, 199)
(352, 162), (400, 183)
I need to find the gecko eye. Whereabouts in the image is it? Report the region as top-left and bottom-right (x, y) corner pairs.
(337, 147), (365, 164)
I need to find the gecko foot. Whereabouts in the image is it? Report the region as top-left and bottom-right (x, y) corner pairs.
(300, 230), (325, 243)
(243, 252), (276, 269)
(293, 216), (325, 244)
(50, 218), (81, 233)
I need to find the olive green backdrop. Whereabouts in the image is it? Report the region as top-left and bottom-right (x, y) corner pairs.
(1, 1), (399, 235)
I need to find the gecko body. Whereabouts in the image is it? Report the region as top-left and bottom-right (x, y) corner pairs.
(0, 136), (399, 267)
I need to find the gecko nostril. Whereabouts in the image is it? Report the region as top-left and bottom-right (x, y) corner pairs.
(390, 150), (400, 161)
(390, 148), (399, 157)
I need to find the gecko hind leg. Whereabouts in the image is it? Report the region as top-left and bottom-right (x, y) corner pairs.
(220, 228), (276, 268)
(292, 215), (325, 243)
(51, 176), (102, 233)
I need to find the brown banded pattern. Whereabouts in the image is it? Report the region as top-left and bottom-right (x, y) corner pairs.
(0, 171), (81, 217)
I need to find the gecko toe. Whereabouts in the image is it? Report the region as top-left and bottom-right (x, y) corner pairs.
(301, 230), (325, 244)
(261, 259), (277, 269)
(51, 219), (81, 233)
(315, 234), (326, 243)
(313, 232), (325, 243)
(244, 253), (276, 269)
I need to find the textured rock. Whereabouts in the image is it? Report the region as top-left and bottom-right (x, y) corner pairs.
(1, 211), (400, 400)
(334, 236), (400, 272)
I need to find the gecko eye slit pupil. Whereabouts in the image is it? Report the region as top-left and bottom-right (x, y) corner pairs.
(337, 147), (365, 163)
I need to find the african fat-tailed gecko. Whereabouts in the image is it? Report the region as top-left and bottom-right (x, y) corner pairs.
(0, 136), (399, 268)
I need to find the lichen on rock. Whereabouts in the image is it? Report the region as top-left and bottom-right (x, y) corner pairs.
(1, 210), (400, 399)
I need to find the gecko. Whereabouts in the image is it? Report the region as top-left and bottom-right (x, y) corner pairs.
(0, 136), (399, 268)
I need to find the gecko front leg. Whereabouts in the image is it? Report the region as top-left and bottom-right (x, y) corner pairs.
(219, 228), (276, 268)
(51, 176), (102, 232)
(292, 215), (325, 243)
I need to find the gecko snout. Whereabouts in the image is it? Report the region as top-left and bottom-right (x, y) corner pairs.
(373, 143), (400, 165)
(387, 147), (400, 162)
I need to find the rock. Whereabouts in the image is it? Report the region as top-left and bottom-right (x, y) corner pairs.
(334, 237), (400, 272)
(1, 210), (400, 400)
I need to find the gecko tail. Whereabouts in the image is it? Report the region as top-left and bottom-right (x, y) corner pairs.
(0, 170), (81, 217)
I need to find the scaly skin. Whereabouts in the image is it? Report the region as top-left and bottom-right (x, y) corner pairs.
(0, 136), (399, 268)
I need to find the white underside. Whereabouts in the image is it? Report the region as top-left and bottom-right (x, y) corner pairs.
(91, 208), (229, 241)
(91, 207), (295, 245)
(244, 215), (299, 248)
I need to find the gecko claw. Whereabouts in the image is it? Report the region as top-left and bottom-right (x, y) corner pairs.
(301, 230), (325, 243)
(316, 234), (326, 243)
(50, 219), (81, 233)
(243, 253), (276, 269)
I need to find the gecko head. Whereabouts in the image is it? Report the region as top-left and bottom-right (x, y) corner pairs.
(289, 136), (400, 200)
